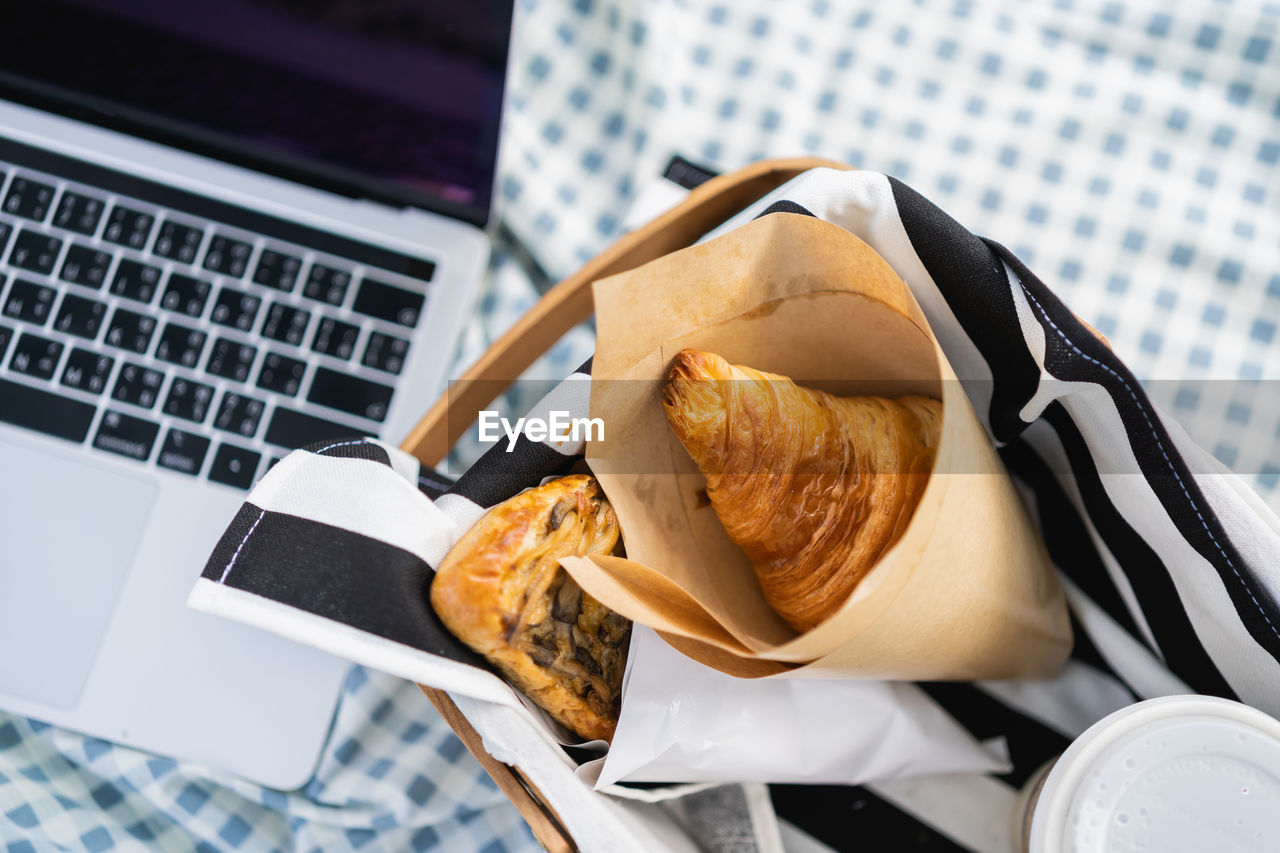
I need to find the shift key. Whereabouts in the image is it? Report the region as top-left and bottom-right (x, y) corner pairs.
(306, 367), (392, 422)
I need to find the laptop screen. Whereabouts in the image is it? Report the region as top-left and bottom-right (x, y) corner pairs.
(0, 0), (514, 227)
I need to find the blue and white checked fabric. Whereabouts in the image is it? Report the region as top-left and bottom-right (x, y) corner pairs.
(0, 667), (535, 851)
(490, 0), (1280, 505)
(5, 0), (1279, 850)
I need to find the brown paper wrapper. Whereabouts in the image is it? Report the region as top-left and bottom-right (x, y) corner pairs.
(560, 213), (1072, 680)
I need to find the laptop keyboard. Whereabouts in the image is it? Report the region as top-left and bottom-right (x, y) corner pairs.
(0, 139), (436, 489)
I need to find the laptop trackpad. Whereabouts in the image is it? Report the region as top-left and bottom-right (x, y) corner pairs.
(0, 441), (156, 710)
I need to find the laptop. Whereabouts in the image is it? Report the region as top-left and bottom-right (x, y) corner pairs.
(0, 0), (512, 789)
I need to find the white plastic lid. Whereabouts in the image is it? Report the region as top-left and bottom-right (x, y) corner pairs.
(1028, 695), (1280, 853)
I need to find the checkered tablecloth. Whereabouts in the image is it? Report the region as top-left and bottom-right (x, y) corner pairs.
(4, 0), (1278, 850)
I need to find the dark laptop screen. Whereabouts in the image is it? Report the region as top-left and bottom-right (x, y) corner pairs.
(0, 0), (513, 227)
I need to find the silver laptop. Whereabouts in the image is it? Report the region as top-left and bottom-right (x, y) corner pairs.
(0, 0), (512, 788)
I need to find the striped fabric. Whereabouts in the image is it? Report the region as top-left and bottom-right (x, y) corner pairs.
(191, 168), (1280, 851)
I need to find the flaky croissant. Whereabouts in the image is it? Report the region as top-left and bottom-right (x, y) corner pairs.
(662, 349), (941, 633)
(430, 475), (629, 741)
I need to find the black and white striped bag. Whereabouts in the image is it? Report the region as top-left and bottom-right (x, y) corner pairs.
(190, 167), (1280, 851)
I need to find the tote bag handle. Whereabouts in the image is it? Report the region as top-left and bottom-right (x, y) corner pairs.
(400, 157), (848, 467)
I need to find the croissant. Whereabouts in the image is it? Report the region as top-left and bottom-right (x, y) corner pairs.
(662, 349), (941, 633)
(430, 475), (629, 741)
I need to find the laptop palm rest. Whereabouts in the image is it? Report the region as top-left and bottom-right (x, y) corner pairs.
(0, 440), (156, 710)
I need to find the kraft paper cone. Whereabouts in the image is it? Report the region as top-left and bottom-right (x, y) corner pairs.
(560, 213), (1072, 681)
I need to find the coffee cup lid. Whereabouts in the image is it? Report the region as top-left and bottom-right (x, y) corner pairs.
(1029, 695), (1280, 853)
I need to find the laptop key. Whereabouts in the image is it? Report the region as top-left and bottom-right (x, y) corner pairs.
(203, 234), (253, 278)
(210, 286), (261, 331)
(154, 220), (205, 264)
(102, 204), (155, 250)
(155, 322), (207, 369)
(352, 278), (424, 327)
(3, 278), (57, 325)
(54, 293), (107, 340)
(265, 407), (364, 450)
(52, 191), (106, 236)
(160, 273), (212, 317)
(302, 263), (352, 306)
(214, 391), (265, 438)
(111, 362), (164, 409)
(60, 348), (115, 395)
(307, 367), (392, 422)
(206, 337), (257, 382)
(10, 332), (63, 380)
(157, 428), (211, 476)
(163, 377), (215, 423)
(362, 331), (410, 375)
(0, 220), (12, 256)
(0, 376), (95, 443)
(208, 442), (261, 489)
(311, 317), (359, 360)
(253, 249), (301, 292)
(9, 229), (63, 275)
(261, 301), (310, 346)
(105, 308), (156, 354)
(93, 409), (159, 461)
(60, 244), (113, 289)
(0, 324), (11, 361)
(109, 259), (162, 304)
(3, 177), (55, 221)
(257, 351), (306, 396)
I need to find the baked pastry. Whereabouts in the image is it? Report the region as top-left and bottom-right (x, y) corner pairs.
(430, 475), (628, 741)
(662, 349), (941, 633)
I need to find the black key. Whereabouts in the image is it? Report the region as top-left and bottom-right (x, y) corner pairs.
(302, 263), (352, 306)
(53, 293), (107, 340)
(3, 278), (57, 325)
(157, 429), (210, 476)
(257, 352), (307, 396)
(153, 219), (204, 264)
(0, 324), (11, 361)
(203, 234), (253, 277)
(3, 177), (56, 221)
(213, 391), (265, 438)
(0, 220), (12, 256)
(52, 191), (106, 235)
(208, 443), (260, 489)
(265, 407), (364, 450)
(102, 204), (154, 250)
(205, 336), (257, 382)
(60, 348), (115, 395)
(352, 278), (425, 327)
(253, 249), (301, 292)
(9, 229), (63, 275)
(160, 273), (211, 318)
(307, 367), (393, 422)
(104, 307), (156, 354)
(109, 259), (162, 303)
(311, 317), (359, 360)
(362, 331), (410, 375)
(60, 244), (113, 289)
(10, 332), (63, 380)
(210, 286), (261, 331)
(163, 377), (215, 423)
(0, 376), (95, 442)
(93, 409), (159, 461)
(261, 301), (310, 346)
(155, 322), (207, 368)
(111, 362), (164, 409)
